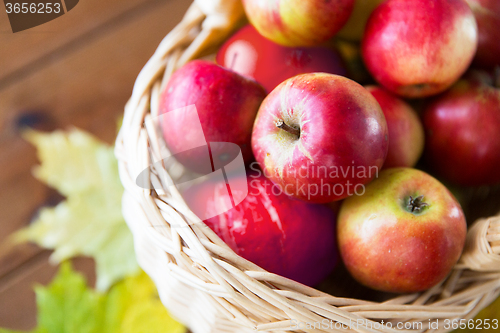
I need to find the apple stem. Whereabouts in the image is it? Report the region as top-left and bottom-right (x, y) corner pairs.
(495, 66), (500, 89)
(407, 195), (429, 213)
(276, 119), (300, 137)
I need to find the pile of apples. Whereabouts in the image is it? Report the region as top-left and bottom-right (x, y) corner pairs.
(159, 0), (500, 294)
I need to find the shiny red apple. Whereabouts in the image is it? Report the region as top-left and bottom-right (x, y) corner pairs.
(251, 73), (388, 203)
(362, 0), (478, 98)
(422, 70), (500, 187)
(366, 86), (425, 168)
(183, 174), (338, 286)
(465, 0), (500, 69)
(338, 168), (467, 293)
(216, 24), (347, 93)
(159, 60), (266, 173)
(241, 0), (355, 47)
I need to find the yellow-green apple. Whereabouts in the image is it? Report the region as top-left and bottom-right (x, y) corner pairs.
(366, 86), (425, 169)
(465, 0), (500, 69)
(183, 173), (339, 286)
(422, 70), (500, 187)
(216, 24), (347, 93)
(251, 73), (388, 203)
(338, 168), (467, 293)
(362, 0), (478, 98)
(160, 60), (266, 174)
(241, 0), (355, 47)
(337, 0), (385, 41)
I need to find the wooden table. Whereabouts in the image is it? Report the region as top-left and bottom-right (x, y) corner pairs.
(0, 0), (191, 329)
(3, 2), (500, 331)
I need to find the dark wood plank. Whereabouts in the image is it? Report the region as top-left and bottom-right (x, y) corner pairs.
(0, 0), (191, 243)
(0, 0), (165, 84)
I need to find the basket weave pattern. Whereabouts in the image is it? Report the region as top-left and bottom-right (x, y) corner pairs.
(115, 1), (500, 332)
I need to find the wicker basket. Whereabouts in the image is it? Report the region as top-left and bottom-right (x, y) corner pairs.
(115, 1), (500, 332)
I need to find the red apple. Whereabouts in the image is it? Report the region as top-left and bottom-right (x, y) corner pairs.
(366, 86), (425, 168)
(422, 70), (500, 187)
(465, 0), (500, 69)
(159, 60), (266, 174)
(362, 0), (478, 98)
(183, 174), (338, 286)
(241, 0), (355, 47)
(216, 24), (347, 93)
(338, 168), (467, 293)
(251, 73), (388, 203)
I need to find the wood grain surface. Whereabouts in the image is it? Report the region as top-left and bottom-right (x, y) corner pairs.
(0, 0), (191, 330)
(2, 1), (498, 331)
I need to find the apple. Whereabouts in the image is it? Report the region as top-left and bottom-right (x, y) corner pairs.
(159, 60), (266, 174)
(241, 0), (355, 47)
(362, 0), (478, 98)
(465, 0), (500, 69)
(251, 73), (388, 203)
(422, 70), (500, 187)
(366, 86), (425, 169)
(183, 173), (338, 286)
(338, 168), (467, 293)
(216, 24), (347, 93)
(337, 0), (385, 41)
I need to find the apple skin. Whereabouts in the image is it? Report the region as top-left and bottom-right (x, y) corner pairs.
(465, 0), (500, 69)
(251, 73), (388, 203)
(183, 174), (338, 286)
(338, 168), (467, 293)
(366, 86), (425, 169)
(362, 0), (478, 98)
(216, 24), (347, 93)
(337, 0), (385, 41)
(159, 60), (266, 173)
(241, 0), (355, 47)
(422, 71), (500, 187)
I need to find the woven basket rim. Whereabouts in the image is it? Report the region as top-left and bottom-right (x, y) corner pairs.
(115, 1), (500, 332)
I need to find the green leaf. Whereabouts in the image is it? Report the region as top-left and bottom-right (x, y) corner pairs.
(1, 263), (185, 333)
(34, 262), (104, 333)
(14, 129), (139, 291)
